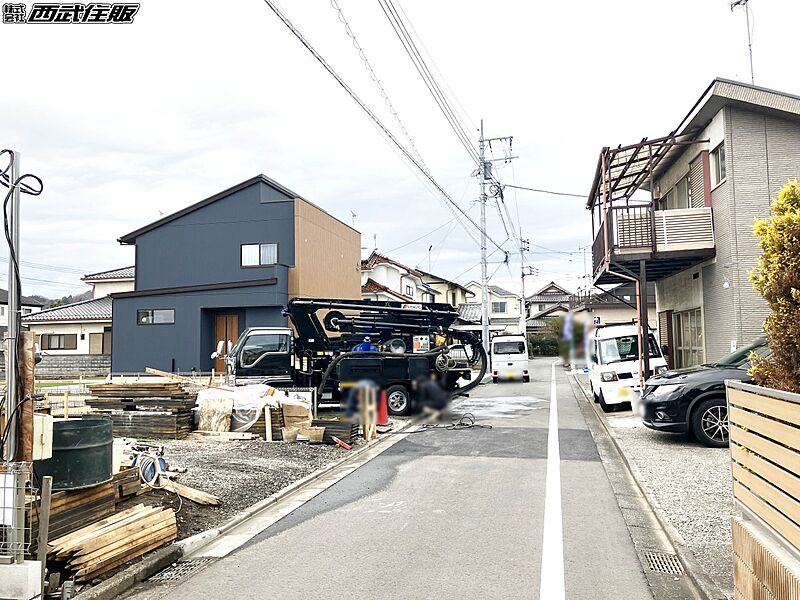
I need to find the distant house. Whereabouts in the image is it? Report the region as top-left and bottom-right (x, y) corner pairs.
(0, 290), (44, 331)
(571, 282), (657, 330)
(360, 251), (439, 303)
(525, 282), (572, 332)
(111, 175), (361, 373)
(24, 266), (135, 357)
(417, 269), (474, 309)
(459, 281), (522, 335)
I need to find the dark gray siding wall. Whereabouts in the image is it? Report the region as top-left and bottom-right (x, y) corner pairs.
(134, 181), (296, 290)
(112, 274), (288, 373)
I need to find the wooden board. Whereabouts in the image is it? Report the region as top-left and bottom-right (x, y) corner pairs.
(729, 387), (800, 429)
(729, 406), (800, 454)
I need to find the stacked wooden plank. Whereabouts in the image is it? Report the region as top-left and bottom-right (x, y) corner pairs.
(86, 382), (196, 439)
(48, 505), (177, 582)
(311, 419), (358, 444)
(112, 467), (141, 504)
(244, 407), (283, 440)
(28, 482), (116, 551)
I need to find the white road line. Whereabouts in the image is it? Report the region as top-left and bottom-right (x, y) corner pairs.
(539, 361), (565, 599)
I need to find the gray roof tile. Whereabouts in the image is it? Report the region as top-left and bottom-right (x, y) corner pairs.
(82, 266), (135, 281)
(23, 296), (112, 322)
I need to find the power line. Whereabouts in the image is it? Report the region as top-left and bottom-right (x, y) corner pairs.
(384, 216), (457, 254)
(261, 0), (506, 253)
(503, 184), (586, 198)
(378, 0), (478, 165)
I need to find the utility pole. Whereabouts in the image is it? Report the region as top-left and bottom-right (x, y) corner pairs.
(4, 151), (20, 462)
(479, 120), (490, 353)
(520, 237), (530, 334)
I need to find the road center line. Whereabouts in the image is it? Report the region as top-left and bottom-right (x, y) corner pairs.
(539, 361), (565, 598)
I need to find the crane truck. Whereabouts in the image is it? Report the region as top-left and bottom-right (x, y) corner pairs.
(214, 298), (487, 415)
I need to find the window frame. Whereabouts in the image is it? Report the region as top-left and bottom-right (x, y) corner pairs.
(672, 307), (704, 368)
(711, 143), (726, 187)
(491, 301), (507, 313)
(240, 242), (279, 268)
(137, 308), (175, 326)
(405, 284), (415, 297)
(40, 333), (78, 350)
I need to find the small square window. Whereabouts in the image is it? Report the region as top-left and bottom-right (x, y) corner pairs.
(405, 285), (415, 297)
(711, 143), (726, 185)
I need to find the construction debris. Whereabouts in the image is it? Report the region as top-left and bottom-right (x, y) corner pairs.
(162, 480), (221, 506)
(48, 504), (177, 582)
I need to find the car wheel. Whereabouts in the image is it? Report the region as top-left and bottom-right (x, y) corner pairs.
(599, 392), (614, 413)
(591, 384), (600, 404)
(492, 377), (499, 384)
(691, 398), (729, 447)
(386, 384), (411, 416)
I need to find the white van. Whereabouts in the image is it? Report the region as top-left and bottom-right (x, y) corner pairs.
(588, 323), (667, 412)
(491, 334), (529, 383)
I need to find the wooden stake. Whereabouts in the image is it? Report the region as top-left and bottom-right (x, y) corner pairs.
(19, 331), (35, 463)
(37, 476), (53, 588)
(63, 390), (70, 420)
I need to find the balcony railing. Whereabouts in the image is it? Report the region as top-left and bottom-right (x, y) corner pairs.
(593, 206), (715, 273)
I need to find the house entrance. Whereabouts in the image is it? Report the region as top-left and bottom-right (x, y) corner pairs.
(213, 314), (239, 373)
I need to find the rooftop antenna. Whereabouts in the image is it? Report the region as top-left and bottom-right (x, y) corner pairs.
(350, 210), (357, 227)
(730, 0), (754, 84)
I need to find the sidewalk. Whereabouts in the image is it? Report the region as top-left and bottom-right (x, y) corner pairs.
(572, 373), (733, 599)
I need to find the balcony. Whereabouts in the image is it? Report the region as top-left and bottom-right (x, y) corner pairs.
(592, 205), (715, 284)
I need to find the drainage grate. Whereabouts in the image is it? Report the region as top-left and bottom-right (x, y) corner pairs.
(146, 558), (216, 583)
(642, 550), (684, 575)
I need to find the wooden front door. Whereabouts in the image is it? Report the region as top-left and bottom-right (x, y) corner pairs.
(213, 314), (239, 373)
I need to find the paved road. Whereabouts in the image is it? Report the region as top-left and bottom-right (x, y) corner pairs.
(127, 358), (661, 599)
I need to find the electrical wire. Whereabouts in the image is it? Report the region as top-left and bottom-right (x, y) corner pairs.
(261, 0), (506, 254)
(502, 184), (586, 198)
(378, 0), (479, 166)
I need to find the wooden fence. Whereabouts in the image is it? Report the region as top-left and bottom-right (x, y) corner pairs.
(728, 380), (800, 599)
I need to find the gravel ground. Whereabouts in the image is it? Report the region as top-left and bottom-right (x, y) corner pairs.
(574, 374), (733, 599)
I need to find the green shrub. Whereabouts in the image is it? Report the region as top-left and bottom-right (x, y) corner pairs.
(527, 333), (559, 356)
(750, 181), (800, 392)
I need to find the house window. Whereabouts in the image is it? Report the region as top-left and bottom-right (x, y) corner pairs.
(538, 304), (546, 311)
(492, 301), (507, 313)
(421, 293), (433, 303)
(21, 308), (32, 315)
(676, 174), (691, 209)
(405, 285), (415, 297)
(241, 243), (278, 267)
(0, 306), (4, 316)
(137, 309), (175, 325)
(711, 143), (726, 185)
(40, 334), (77, 350)
(89, 330), (112, 355)
(673, 308), (703, 368)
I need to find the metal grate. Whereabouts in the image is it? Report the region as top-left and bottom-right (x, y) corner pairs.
(642, 550), (685, 575)
(147, 558), (216, 583)
(0, 462), (32, 563)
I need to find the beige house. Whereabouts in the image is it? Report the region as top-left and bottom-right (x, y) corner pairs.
(460, 282), (522, 335)
(24, 266), (135, 356)
(417, 270), (474, 308)
(360, 251), (439, 303)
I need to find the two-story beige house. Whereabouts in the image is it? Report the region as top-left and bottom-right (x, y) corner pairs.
(588, 78), (800, 370)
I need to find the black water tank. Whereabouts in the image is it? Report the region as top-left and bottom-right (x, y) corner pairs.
(34, 418), (113, 491)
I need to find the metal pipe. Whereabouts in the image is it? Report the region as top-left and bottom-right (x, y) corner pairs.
(4, 151), (20, 462)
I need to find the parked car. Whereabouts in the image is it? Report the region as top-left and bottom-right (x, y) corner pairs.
(588, 323), (668, 413)
(640, 336), (769, 447)
(491, 334), (529, 383)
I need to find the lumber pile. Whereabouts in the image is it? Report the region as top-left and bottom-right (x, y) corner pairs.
(112, 467), (141, 504)
(48, 505), (177, 582)
(311, 419), (359, 444)
(86, 382), (196, 439)
(29, 482), (116, 547)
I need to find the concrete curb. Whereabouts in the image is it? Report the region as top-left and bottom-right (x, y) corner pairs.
(570, 373), (728, 600)
(74, 416), (421, 600)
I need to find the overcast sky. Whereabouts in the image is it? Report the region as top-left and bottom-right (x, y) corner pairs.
(3, 0), (799, 300)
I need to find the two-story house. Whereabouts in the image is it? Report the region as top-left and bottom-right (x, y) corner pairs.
(460, 281), (522, 335)
(111, 174), (361, 373)
(417, 269), (474, 309)
(570, 282), (657, 331)
(525, 282), (571, 333)
(587, 78), (800, 370)
(360, 251), (439, 303)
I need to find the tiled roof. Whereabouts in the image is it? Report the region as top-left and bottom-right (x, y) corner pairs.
(82, 266), (135, 281)
(457, 303), (482, 323)
(531, 281), (571, 296)
(527, 293), (573, 303)
(531, 304), (569, 319)
(22, 296), (112, 323)
(488, 285), (517, 297)
(361, 251), (422, 277)
(361, 279), (414, 302)
(491, 317), (521, 326)
(0, 289), (46, 307)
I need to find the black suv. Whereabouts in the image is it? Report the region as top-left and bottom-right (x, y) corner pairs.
(640, 337), (769, 447)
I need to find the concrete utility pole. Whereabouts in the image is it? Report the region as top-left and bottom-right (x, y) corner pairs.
(479, 121), (490, 352)
(520, 238), (531, 334)
(4, 151), (21, 462)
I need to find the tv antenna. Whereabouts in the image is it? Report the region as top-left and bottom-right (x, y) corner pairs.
(730, 0), (754, 84)
(350, 210), (357, 227)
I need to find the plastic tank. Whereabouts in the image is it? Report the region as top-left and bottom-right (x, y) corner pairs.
(34, 418), (113, 491)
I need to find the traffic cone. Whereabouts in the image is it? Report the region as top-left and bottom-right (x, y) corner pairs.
(377, 390), (392, 431)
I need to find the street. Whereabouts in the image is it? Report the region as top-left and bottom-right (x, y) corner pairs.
(123, 358), (697, 600)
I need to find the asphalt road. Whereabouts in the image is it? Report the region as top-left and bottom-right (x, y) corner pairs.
(127, 358), (657, 599)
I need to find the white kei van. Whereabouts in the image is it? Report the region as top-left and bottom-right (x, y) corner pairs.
(490, 334), (530, 383)
(588, 323), (667, 412)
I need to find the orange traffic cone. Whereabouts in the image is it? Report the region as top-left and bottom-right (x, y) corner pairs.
(377, 390), (391, 429)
